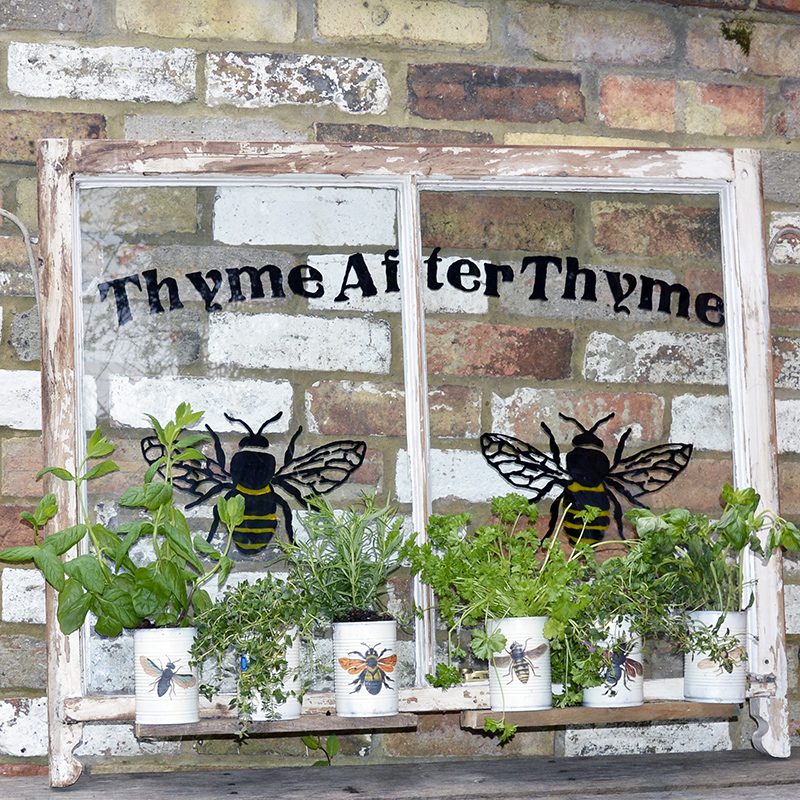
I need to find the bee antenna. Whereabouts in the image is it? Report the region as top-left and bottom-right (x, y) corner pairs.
(587, 412), (615, 434)
(224, 413), (254, 435)
(256, 412), (283, 436)
(558, 412), (587, 433)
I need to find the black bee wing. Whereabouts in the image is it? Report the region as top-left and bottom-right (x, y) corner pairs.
(480, 433), (570, 500)
(606, 443), (693, 503)
(140, 433), (232, 505)
(273, 440), (367, 503)
(493, 655), (512, 669)
(524, 643), (548, 661)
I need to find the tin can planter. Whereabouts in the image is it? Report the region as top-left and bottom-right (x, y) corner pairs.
(241, 629), (302, 721)
(582, 617), (644, 708)
(134, 627), (199, 725)
(488, 616), (552, 712)
(684, 610), (747, 703)
(333, 619), (398, 717)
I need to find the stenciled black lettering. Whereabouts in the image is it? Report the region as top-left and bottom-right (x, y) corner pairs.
(695, 292), (725, 327)
(142, 269), (184, 315)
(288, 264), (324, 298)
(186, 269), (223, 312)
(483, 262), (514, 297)
(604, 271), (637, 315)
(383, 249), (400, 294)
(521, 255), (563, 301)
(226, 265), (285, 302)
(335, 253), (378, 302)
(98, 274), (142, 326)
(639, 276), (691, 319)
(447, 258), (481, 293)
(562, 257), (597, 302)
(426, 247), (444, 290)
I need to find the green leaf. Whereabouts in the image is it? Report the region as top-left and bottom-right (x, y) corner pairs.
(32, 494), (58, 527)
(0, 545), (40, 562)
(132, 567), (171, 618)
(780, 521), (800, 553)
(41, 524), (88, 556)
(217, 555), (235, 586)
(193, 535), (219, 557)
(142, 481), (173, 511)
(301, 735), (320, 750)
(118, 486), (146, 508)
(164, 521), (203, 573)
(36, 466), (75, 482)
(93, 613), (123, 638)
(86, 428), (115, 459)
(218, 495), (246, 531)
(145, 413), (166, 444)
(173, 402), (204, 429)
(192, 588), (211, 615)
(33, 547), (66, 591)
(63, 554), (107, 594)
(56, 579), (91, 634)
(472, 627), (506, 662)
(325, 734), (339, 758)
(144, 458), (164, 484)
(82, 460), (120, 482)
(101, 584), (140, 629)
(176, 433), (209, 449)
(174, 448), (206, 463)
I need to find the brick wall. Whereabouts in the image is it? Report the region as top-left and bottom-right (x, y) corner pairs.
(0, 0), (800, 773)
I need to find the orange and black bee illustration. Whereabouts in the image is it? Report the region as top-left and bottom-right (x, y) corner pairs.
(338, 643), (397, 695)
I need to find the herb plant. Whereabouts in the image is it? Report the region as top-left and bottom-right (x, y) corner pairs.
(0, 404), (236, 635)
(191, 570), (312, 721)
(281, 492), (405, 624)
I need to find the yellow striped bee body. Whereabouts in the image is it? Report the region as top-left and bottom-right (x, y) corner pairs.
(481, 412), (692, 545)
(493, 639), (548, 685)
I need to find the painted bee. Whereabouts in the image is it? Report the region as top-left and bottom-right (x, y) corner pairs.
(492, 639), (548, 684)
(142, 411), (366, 553)
(338, 644), (397, 695)
(698, 646), (745, 675)
(139, 656), (197, 698)
(604, 642), (644, 692)
(480, 412), (692, 544)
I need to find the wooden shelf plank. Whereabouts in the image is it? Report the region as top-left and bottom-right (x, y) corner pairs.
(135, 712), (419, 739)
(461, 701), (740, 730)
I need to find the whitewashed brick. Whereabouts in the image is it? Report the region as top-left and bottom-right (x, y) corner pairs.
(584, 331), (727, 385)
(206, 52), (390, 114)
(784, 584), (800, 635)
(214, 186), (396, 248)
(0, 697), (47, 757)
(307, 253), (489, 314)
(75, 723), (181, 756)
(108, 376), (294, 433)
(769, 212), (800, 265)
(8, 42), (196, 103)
(0, 369), (40, 430)
(777, 399), (800, 453)
(1, 569), (45, 624)
(208, 312), (392, 373)
(395, 448), (516, 504)
(124, 115), (307, 142)
(564, 720), (731, 756)
(670, 394), (731, 452)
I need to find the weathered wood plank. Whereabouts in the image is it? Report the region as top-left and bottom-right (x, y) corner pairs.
(135, 712), (418, 739)
(461, 701), (739, 730)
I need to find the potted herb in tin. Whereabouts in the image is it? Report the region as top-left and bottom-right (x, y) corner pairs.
(281, 491), (406, 717)
(403, 493), (592, 727)
(0, 403), (238, 724)
(626, 483), (800, 703)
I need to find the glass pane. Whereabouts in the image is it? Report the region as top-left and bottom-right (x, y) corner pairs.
(419, 185), (728, 686)
(77, 180), (414, 694)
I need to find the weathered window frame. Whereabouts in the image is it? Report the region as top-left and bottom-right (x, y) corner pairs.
(37, 142), (788, 785)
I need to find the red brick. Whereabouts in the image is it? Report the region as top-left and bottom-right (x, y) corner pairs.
(408, 63), (585, 124)
(1, 436), (44, 499)
(425, 320), (572, 379)
(420, 193), (574, 251)
(0, 504), (36, 549)
(649, 457), (733, 513)
(769, 273), (800, 328)
(600, 76), (676, 132)
(772, 83), (800, 139)
(779, 460), (800, 517)
(688, 18), (800, 78)
(592, 200), (721, 260)
(758, 0), (800, 10)
(0, 110), (105, 165)
(491, 389), (666, 445)
(692, 83), (765, 136)
(313, 123), (493, 145)
(306, 381), (481, 439)
(0, 764), (48, 777)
